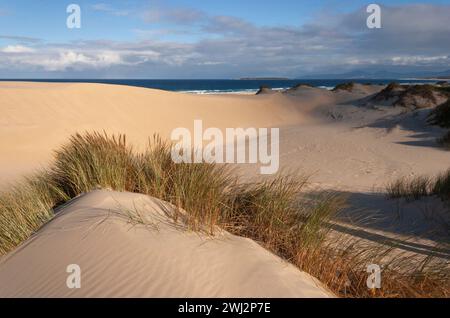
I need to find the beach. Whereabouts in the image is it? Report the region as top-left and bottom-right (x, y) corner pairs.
(0, 81), (449, 297)
(1, 81), (448, 190)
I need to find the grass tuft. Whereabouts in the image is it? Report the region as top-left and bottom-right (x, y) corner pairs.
(52, 132), (136, 196)
(437, 131), (450, 150)
(135, 136), (233, 232)
(0, 132), (449, 297)
(433, 169), (450, 201)
(428, 100), (450, 150)
(0, 172), (67, 255)
(386, 176), (431, 201)
(332, 82), (355, 92)
(428, 100), (450, 128)
(387, 169), (450, 202)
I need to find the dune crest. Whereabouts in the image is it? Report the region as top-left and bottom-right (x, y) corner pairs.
(0, 190), (333, 298)
(0, 82), (310, 184)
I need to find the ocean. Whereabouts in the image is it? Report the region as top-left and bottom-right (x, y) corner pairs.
(0, 79), (438, 94)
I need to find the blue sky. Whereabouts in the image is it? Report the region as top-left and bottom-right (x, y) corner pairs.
(0, 0), (449, 78)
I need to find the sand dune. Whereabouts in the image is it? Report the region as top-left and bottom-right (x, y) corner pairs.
(1, 82), (448, 228)
(3, 81), (444, 189)
(0, 81), (449, 297)
(0, 82), (318, 185)
(0, 190), (333, 298)
(1, 82), (448, 212)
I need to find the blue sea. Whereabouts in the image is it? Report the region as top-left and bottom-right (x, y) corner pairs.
(0, 79), (438, 94)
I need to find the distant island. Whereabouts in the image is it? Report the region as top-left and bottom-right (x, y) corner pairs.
(239, 77), (291, 80)
(424, 76), (450, 80)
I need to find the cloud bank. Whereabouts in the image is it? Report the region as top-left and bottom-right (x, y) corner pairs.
(1, 4), (449, 78)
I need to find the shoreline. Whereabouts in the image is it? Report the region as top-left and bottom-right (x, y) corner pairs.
(0, 78), (439, 95)
(0, 81), (448, 298)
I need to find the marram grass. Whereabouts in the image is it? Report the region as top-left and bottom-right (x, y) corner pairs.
(0, 132), (448, 298)
(386, 170), (450, 202)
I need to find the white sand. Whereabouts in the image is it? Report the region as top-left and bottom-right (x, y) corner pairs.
(1, 82), (447, 190)
(0, 81), (449, 296)
(0, 82), (309, 185)
(0, 190), (333, 298)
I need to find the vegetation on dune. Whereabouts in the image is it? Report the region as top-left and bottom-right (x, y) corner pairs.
(404, 84), (438, 102)
(289, 83), (314, 89)
(428, 100), (450, 150)
(437, 131), (450, 150)
(386, 176), (431, 202)
(387, 169), (450, 203)
(371, 82), (404, 102)
(429, 100), (450, 128)
(135, 136), (232, 232)
(52, 133), (136, 196)
(433, 169), (450, 202)
(386, 170), (450, 241)
(0, 132), (449, 297)
(332, 82), (355, 92)
(393, 84), (447, 109)
(385, 82), (403, 91)
(0, 174), (67, 255)
(436, 85), (450, 95)
(255, 85), (273, 95)
(371, 83), (449, 110)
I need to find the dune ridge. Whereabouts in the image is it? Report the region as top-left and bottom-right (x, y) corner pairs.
(0, 190), (333, 298)
(1, 81), (449, 298)
(0, 81), (315, 184)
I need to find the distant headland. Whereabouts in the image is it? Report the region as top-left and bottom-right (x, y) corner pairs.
(238, 77), (291, 80)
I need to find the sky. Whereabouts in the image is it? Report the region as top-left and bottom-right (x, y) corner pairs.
(0, 0), (449, 78)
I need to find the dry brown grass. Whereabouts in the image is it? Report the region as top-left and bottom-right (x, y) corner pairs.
(0, 132), (449, 298)
(332, 82), (355, 92)
(438, 131), (450, 150)
(387, 170), (450, 203)
(428, 100), (450, 150)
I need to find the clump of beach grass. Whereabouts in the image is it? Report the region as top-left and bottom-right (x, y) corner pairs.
(386, 176), (432, 201)
(428, 100), (450, 149)
(225, 177), (449, 297)
(403, 85), (438, 103)
(0, 172), (68, 255)
(0, 132), (449, 298)
(52, 132), (136, 197)
(135, 136), (233, 232)
(225, 176), (311, 251)
(332, 82), (355, 92)
(433, 169), (450, 201)
(437, 131), (450, 150)
(387, 169), (450, 202)
(428, 100), (450, 128)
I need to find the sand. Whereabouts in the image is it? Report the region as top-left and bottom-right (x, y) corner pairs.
(0, 190), (333, 298)
(0, 81), (449, 296)
(0, 82), (310, 185)
(2, 82), (447, 190)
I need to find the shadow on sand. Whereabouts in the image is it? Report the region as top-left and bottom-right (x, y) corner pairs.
(329, 191), (450, 260)
(365, 108), (446, 150)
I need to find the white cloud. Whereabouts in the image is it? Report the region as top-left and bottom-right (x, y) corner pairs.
(1, 45), (35, 53)
(1, 4), (450, 77)
(141, 6), (205, 25)
(38, 51), (125, 71)
(2, 50), (128, 71)
(91, 3), (129, 16)
(391, 55), (450, 65)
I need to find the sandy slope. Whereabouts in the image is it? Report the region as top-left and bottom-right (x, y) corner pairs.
(1, 82), (448, 238)
(0, 190), (332, 298)
(1, 82), (447, 190)
(0, 82), (311, 184)
(0, 82), (449, 296)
